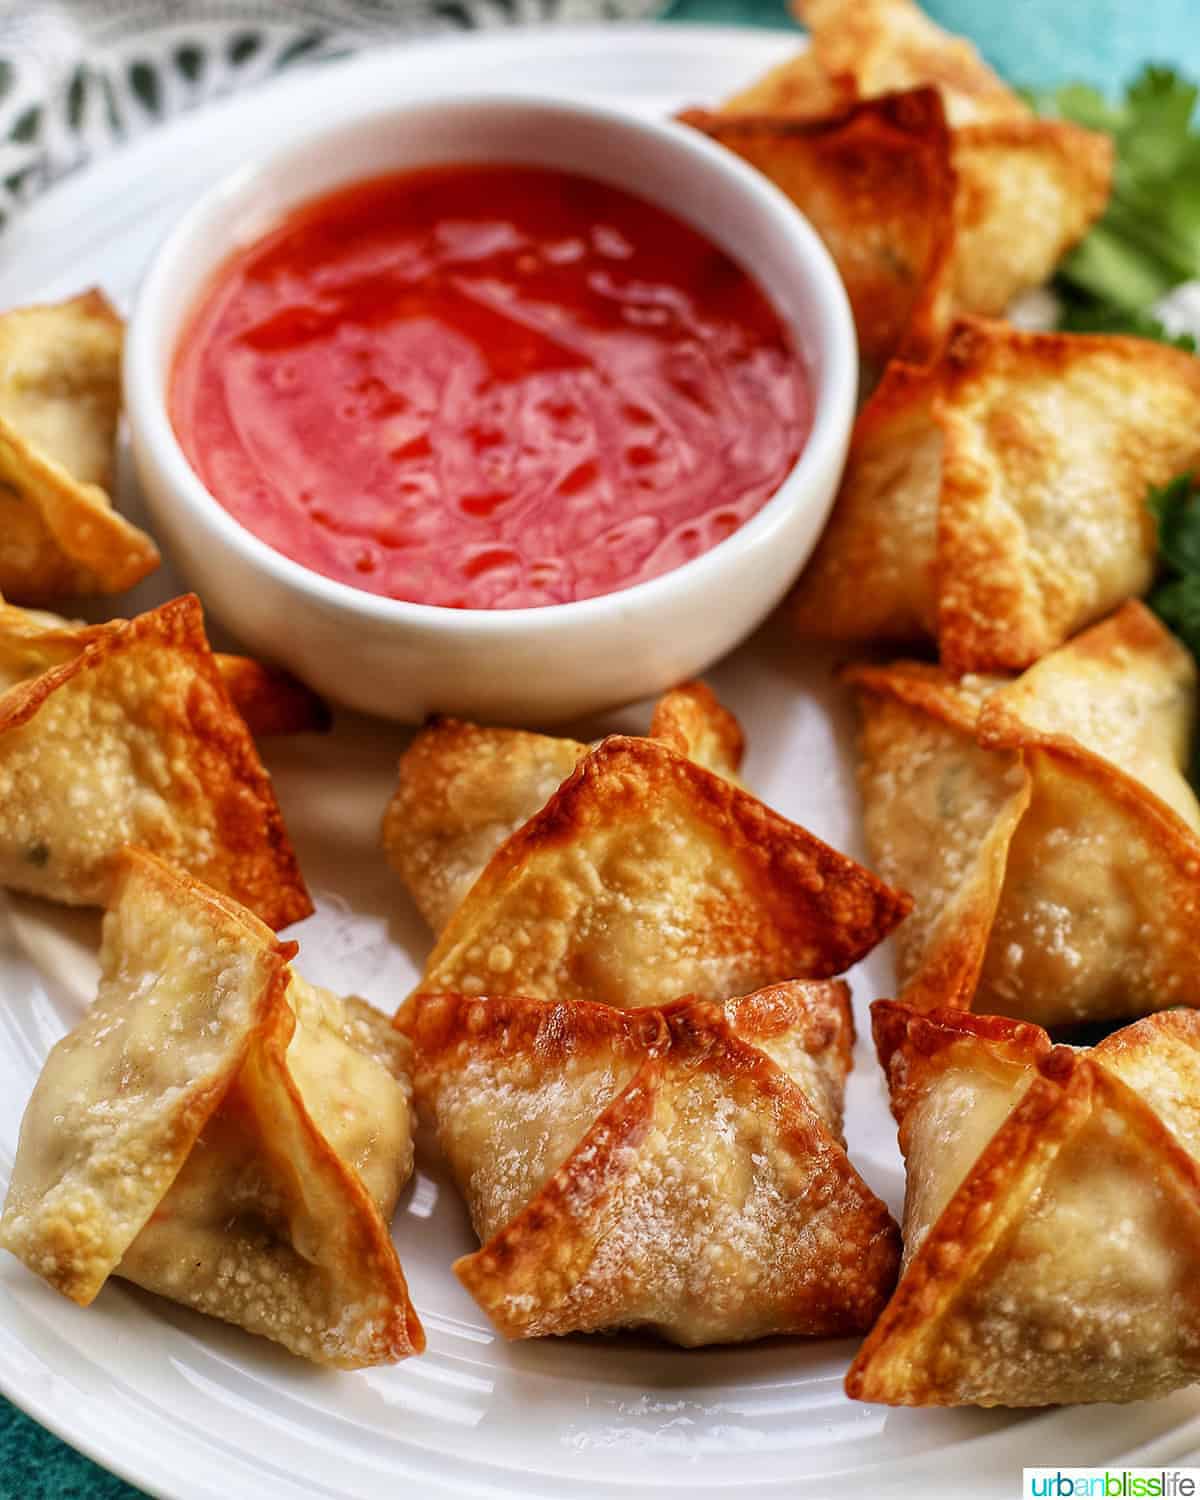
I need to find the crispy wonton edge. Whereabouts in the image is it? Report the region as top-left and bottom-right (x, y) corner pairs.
(848, 1001), (1200, 1406)
(407, 990), (899, 1343)
(0, 594), (313, 928)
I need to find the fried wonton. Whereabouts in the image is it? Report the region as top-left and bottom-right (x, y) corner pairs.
(950, 120), (1113, 318)
(722, 47), (854, 119)
(846, 602), (1200, 1029)
(646, 679), (745, 778)
(383, 680), (745, 935)
(404, 985), (899, 1345)
(796, 0), (1027, 127)
(411, 733), (910, 1007)
(0, 291), (160, 602)
(0, 849), (423, 1367)
(212, 654), (332, 737)
(684, 91), (956, 368)
(0, 591), (311, 927)
(716, 1), (1112, 323)
(792, 318), (1200, 674)
(849, 1000), (1200, 1406)
(384, 719), (588, 935)
(0, 592), (331, 740)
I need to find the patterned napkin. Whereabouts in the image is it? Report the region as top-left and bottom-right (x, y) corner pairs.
(0, 0), (657, 233)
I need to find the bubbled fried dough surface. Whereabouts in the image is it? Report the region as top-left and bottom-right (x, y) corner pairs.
(0, 594), (311, 928)
(851, 1004), (1200, 1406)
(416, 735), (910, 1008)
(384, 718), (588, 935)
(793, 321), (1200, 674)
(384, 681), (746, 939)
(406, 989), (899, 1346)
(0, 849), (294, 1305)
(1, 849), (423, 1368)
(0, 290), (159, 601)
(845, 604), (1200, 1027)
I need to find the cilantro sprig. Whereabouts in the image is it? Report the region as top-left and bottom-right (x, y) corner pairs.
(1147, 474), (1200, 653)
(1030, 66), (1200, 347)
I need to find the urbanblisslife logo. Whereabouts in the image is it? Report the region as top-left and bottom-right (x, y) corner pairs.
(1024, 1472), (1200, 1497)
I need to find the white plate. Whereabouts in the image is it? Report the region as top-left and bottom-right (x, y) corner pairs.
(4, 23), (1200, 1500)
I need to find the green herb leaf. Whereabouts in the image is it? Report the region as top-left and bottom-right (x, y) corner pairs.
(1145, 476), (1200, 680)
(1149, 473), (1200, 574)
(1034, 65), (1200, 335)
(1054, 287), (1197, 347)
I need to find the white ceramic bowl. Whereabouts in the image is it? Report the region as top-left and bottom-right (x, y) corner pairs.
(125, 93), (857, 725)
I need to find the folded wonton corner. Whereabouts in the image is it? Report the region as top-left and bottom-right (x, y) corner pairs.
(792, 318), (1200, 675)
(683, 89), (956, 369)
(404, 983), (899, 1345)
(844, 601), (1200, 1029)
(0, 291), (160, 602)
(713, 0), (1112, 338)
(0, 589), (331, 740)
(211, 653), (332, 738)
(405, 730), (911, 1009)
(382, 679), (746, 935)
(0, 591), (312, 927)
(0, 848), (423, 1367)
(849, 1000), (1200, 1406)
(791, 0), (1029, 127)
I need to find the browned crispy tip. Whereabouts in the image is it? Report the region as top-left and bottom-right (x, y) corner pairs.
(686, 89), (956, 367)
(647, 678), (746, 777)
(215, 654), (333, 736)
(717, 977), (855, 1057)
(793, 0), (1030, 128)
(870, 999), (1053, 1124)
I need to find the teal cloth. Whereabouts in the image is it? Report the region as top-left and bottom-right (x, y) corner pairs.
(2, 4), (1199, 1497)
(661, 0), (1200, 93)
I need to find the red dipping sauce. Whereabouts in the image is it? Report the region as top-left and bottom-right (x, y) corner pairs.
(171, 165), (812, 609)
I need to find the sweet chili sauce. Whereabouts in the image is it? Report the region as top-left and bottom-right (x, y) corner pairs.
(171, 164), (812, 609)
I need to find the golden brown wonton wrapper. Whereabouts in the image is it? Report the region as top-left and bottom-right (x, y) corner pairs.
(404, 985), (899, 1345)
(795, 0), (1027, 126)
(845, 603), (1200, 1029)
(0, 593), (331, 739)
(684, 90), (956, 368)
(0, 592), (311, 927)
(722, 45), (855, 119)
(850, 1001), (1200, 1406)
(410, 732), (910, 1008)
(0, 291), (160, 602)
(212, 654), (332, 737)
(385, 719), (588, 936)
(383, 680), (745, 935)
(792, 318), (1200, 674)
(646, 679), (745, 777)
(716, 0), (1112, 324)
(0, 849), (423, 1367)
(950, 120), (1113, 318)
